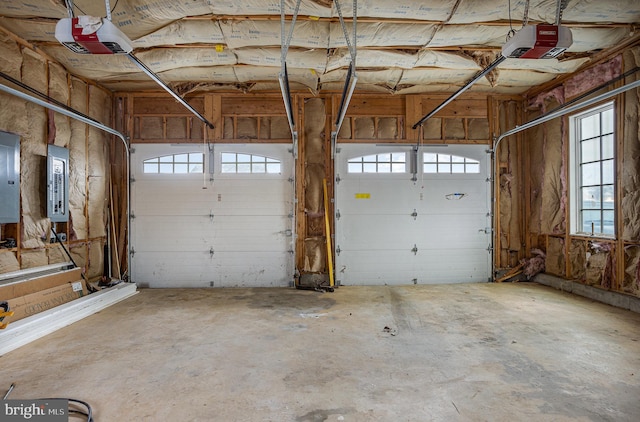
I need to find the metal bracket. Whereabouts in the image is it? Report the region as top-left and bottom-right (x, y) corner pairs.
(209, 247), (215, 256)
(336, 209), (341, 220)
(336, 245), (341, 256)
(411, 244), (418, 255)
(331, 131), (337, 159)
(410, 146), (418, 182)
(130, 247), (135, 257)
(209, 211), (214, 222)
(411, 209), (418, 220)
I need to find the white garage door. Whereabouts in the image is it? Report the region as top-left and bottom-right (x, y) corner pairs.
(131, 144), (294, 288)
(335, 144), (491, 285)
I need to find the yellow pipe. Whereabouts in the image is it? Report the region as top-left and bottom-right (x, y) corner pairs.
(323, 179), (335, 287)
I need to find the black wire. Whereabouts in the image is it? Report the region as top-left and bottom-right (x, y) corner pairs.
(73, 2), (87, 16)
(506, 0), (516, 40)
(68, 0), (119, 17)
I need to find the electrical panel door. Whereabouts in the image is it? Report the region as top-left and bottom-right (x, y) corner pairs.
(47, 145), (70, 222)
(0, 131), (20, 224)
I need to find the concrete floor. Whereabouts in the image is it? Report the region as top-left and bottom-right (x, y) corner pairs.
(1, 282), (639, 421)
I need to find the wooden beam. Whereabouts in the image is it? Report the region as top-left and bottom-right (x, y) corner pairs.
(205, 94), (222, 141)
(421, 98), (488, 118)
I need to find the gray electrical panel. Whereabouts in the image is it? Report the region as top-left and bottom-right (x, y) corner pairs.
(0, 131), (20, 224)
(47, 145), (69, 223)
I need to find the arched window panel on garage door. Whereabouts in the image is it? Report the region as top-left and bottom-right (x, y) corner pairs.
(220, 152), (281, 174)
(143, 153), (204, 174)
(347, 152), (406, 173)
(423, 153), (480, 174)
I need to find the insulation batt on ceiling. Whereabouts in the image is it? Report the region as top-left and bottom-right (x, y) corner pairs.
(0, 0), (638, 93)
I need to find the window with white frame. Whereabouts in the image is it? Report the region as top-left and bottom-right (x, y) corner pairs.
(221, 152), (281, 174)
(570, 102), (615, 236)
(423, 153), (480, 174)
(143, 153), (204, 174)
(347, 153), (406, 173)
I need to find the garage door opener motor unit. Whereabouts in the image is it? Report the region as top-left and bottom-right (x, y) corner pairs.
(55, 16), (133, 54)
(502, 24), (572, 59)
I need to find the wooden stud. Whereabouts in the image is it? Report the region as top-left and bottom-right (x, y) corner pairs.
(615, 84), (625, 291)
(563, 107), (572, 280)
(405, 95), (421, 143)
(205, 94), (223, 141)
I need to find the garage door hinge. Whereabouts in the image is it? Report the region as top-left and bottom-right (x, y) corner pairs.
(411, 209), (418, 220)
(130, 147), (135, 154)
(130, 177), (135, 183)
(336, 245), (341, 256)
(130, 213), (135, 220)
(412, 244), (418, 255)
(486, 246), (493, 252)
(130, 247), (135, 257)
(335, 174), (341, 184)
(336, 209), (341, 220)
(209, 247), (214, 256)
(209, 211), (214, 221)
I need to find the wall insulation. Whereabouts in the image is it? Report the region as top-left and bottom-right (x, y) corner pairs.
(622, 47), (640, 241)
(518, 52), (640, 297)
(621, 46), (640, 296)
(69, 77), (88, 241)
(0, 31), (111, 281)
(496, 100), (522, 268)
(301, 98), (327, 273)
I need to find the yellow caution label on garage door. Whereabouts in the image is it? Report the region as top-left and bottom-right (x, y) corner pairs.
(355, 193), (370, 199)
